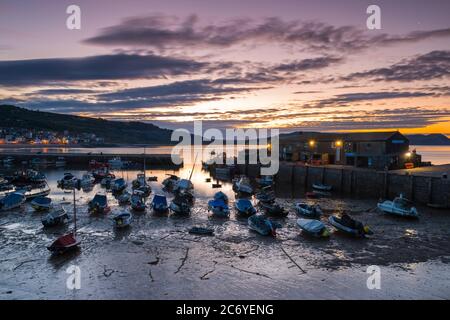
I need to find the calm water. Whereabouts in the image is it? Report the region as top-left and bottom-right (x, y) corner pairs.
(1, 144), (449, 165)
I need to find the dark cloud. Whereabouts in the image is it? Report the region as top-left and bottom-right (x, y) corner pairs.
(84, 14), (450, 53)
(29, 89), (98, 95)
(0, 54), (206, 86)
(343, 50), (450, 82)
(273, 56), (343, 72)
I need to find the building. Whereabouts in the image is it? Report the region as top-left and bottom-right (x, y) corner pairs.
(280, 131), (415, 170)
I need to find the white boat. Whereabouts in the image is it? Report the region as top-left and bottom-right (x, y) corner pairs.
(312, 183), (332, 191)
(17, 183), (51, 200)
(233, 176), (253, 195)
(58, 173), (78, 189)
(80, 173), (95, 187)
(377, 194), (419, 218)
(297, 218), (330, 238)
(31, 196), (53, 211)
(113, 211), (132, 228)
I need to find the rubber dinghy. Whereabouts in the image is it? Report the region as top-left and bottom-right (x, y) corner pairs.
(328, 214), (373, 238)
(296, 218), (329, 238)
(248, 215), (281, 236)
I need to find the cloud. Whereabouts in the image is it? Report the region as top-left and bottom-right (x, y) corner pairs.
(0, 54), (206, 86)
(84, 14), (450, 54)
(273, 56), (343, 72)
(343, 50), (450, 82)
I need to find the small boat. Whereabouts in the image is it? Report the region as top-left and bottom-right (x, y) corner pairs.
(189, 226), (214, 236)
(258, 201), (288, 217)
(11, 169), (46, 186)
(297, 218), (330, 238)
(58, 173), (78, 189)
(108, 157), (124, 169)
(17, 183), (51, 200)
(92, 167), (114, 181)
(151, 194), (168, 213)
(111, 178), (127, 193)
(132, 173), (147, 189)
(130, 193), (146, 212)
(377, 194), (419, 218)
(135, 184), (151, 198)
(118, 191), (131, 205)
(112, 211), (132, 228)
(42, 208), (69, 227)
(0, 192), (26, 211)
(47, 232), (80, 254)
(208, 199), (230, 218)
(147, 176), (158, 182)
(328, 214), (373, 238)
(295, 202), (323, 219)
(31, 196), (53, 211)
(169, 194), (191, 215)
(100, 176), (114, 189)
(162, 174), (180, 192)
(312, 183), (332, 192)
(233, 176), (253, 195)
(88, 193), (110, 214)
(234, 198), (257, 217)
(256, 175), (274, 187)
(248, 215), (281, 236)
(80, 173), (95, 187)
(174, 179), (194, 193)
(255, 186), (276, 203)
(213, 191), (228, 204)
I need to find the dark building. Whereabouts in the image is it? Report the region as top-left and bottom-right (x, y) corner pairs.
(280, 131), (415, 170)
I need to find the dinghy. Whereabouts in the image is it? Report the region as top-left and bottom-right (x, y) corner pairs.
(328, 214), (373, 237)
(233, 176), (253, 195)
(151, 194), (168, 213)
(130, 192), (146, 212)
(80, 173), (95, 187)
(0, 192), (26, 211)
(234, 198), (257, 217)
(117, 191), (131, 205)
(100, 176), (114, 189)
(256, 175), (274, 187)
(113, 211), (132, 228)
(255, 186), (276, 203)
(377, 194), (419, 218)
(295, 202), (323, 219)
(17, 183), (51, 200)
(258, 201), (288, 217)
(132, 173), (147, 189)
(42, 208), (69, 227)
(88, 193), (110, 214)
(208, 199), (230, 218)
(112, 178), (127, 193)
(57, 173), (78, 189)
(169, 194), (191, 215)
(213, 191), (228, 204)
(31, 196), (53, 211)
(297, 218), (330, 238)
(162, 174), (179, 192)
(174, 179), (194, 193)
(312, 183), (332, 191)
(248, 215), (281, 236)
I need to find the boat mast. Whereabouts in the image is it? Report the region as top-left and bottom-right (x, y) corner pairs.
(73, 187), (77, 234)
(143, 147), (146, 180)
(188, 152), (198, 181)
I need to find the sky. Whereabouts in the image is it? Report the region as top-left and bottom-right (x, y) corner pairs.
(0, 0), (449, 134)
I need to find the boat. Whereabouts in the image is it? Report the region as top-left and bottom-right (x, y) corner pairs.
(169, 193), (191, 215)
(258, 201), (288, 217)
(31, 196), (53, 211)
(296, 218), (330, 238)
(10, 169), (46, 186)
(312, 183), (332, 191)
(132, 173), (147, 189)
(17, 183), (51, 200)
(328, 214), (373, 237)
(111, 178), (127, 193)
(80, 173), (95, 187)
(213, 191), (228, 204)
(234, 198), (257, 217)
(0, 192), (26, 211)
(256, 175), (274, 187)
(248, 215), (281, 236)
(173, 179), (194, 193)
(108, 157), (125, 169)
(92, 167), (114, 181)
(100, 176), (114, 189)
(232, 176), (253, 195)
(118, 190), (131, 205)
(88, 193), (110, 214)
(0, 184), (16, 198)
(147, 176), (158, 182)
(162, 174), (180, 192)
(55, 157), (67, 167)
(255, 186), (276, 203)
(42, 208), (69, 227)
(58, 173), (78, 189)
(377, 194), (419, 218)
(130, 192), (146, 212)
(208, 199), (230, 218)
(112, 211), (132, 228)
(295, 202), (323, 219)
(189, 226), (214, 236)
(150, 194), (168, 213)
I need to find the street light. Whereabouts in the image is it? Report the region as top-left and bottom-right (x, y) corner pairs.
(335, 140), (343, 147)
(405, 152), (412, 158)
(309, 140), (315, 147)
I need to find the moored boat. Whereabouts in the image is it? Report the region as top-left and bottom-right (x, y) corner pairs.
(57, 173), (78, 189)
(208, 199), (230, 218)
(258, 201), (288, 217)
(117, 190), (131, 205)
(162, 174), (180, 192)
(234, 198), (257, 217)
(296, 218), (330, 238)
(0, 192), (26, 211)
(377, 194), (419, 218)
(130, 192), (146, 212)
(295, 202), (323, 219)
(232, 176), (253, 195)
(88, 193), (110, 214)
(328, 214), (373, 237)
(31, 196), (53, 211)
(112, 178), (128, 193)
(112, 211), (132, 228)
(248, 215), (281, 236)
(42, 208), (69, 227)
(151, 194), (168, 213)
(312, 183), (332, 191)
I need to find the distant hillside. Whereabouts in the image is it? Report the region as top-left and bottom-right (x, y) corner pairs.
(0, 105), (174, 144)
(406, 134), (450, 146)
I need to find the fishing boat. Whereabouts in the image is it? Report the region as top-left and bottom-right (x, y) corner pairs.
(112, 211), (132, 228)
(58, 173), (78, 189)
(208, 199), (230, 218)
(295, 202), (323, 219)
(17, 183), (51, 200)
(296, 218), (330, 238)
(248, 215), (281, 236)
(42, 208), (69, 227)
(151, 194), (168, 213)
(130, 192), (146, 212)
(169, 194), (191, 215)
(258, 201), (288, 217)
(162, 174), (180, 192)
(111, 178), (127, 193)
(312, 183), (332, 191)
(255, 186), (276, 203)
(10, 169), (46, 186)
(233, 176), (253, 195)
(117, 190), (131, 205)
(234, 198), (257, 217)
(328, 214), (373, 238)
(0, 192), (26, 211)
(88, 193), (110, 214)
(132, 173), (147, 189)
(31, 196), (53, 211)
(377, 194), (419, 218)
(100, 176), (114, 189)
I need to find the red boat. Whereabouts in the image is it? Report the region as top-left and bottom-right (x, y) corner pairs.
(47, 232), (80, 254)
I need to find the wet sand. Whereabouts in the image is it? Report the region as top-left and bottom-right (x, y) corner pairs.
(0, 168), (449, 300)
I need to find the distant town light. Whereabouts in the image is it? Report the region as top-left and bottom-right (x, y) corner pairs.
(309, 140), (315, 147)
(335, 140), (343, 147)
(405, 152), (412, 158)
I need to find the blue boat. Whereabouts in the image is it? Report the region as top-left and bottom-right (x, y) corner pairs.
(131, 193), (146, 212)
(213, 191), (228, 204)
(42, 208), (69, 227)
(328, 215), (373, 238)
(208, 199), (230, 218)
(248, 215), (281, 236)
(0, 192), (26, 211)
(31, 196), (52, 211)
(297, 218), (330, 238)
(88, 194), (110, 214)
(151, 194), (168, 213)
(113, 211), (132, 228)
(234, 198), (257, 217)
(111, 178), (127, 193)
